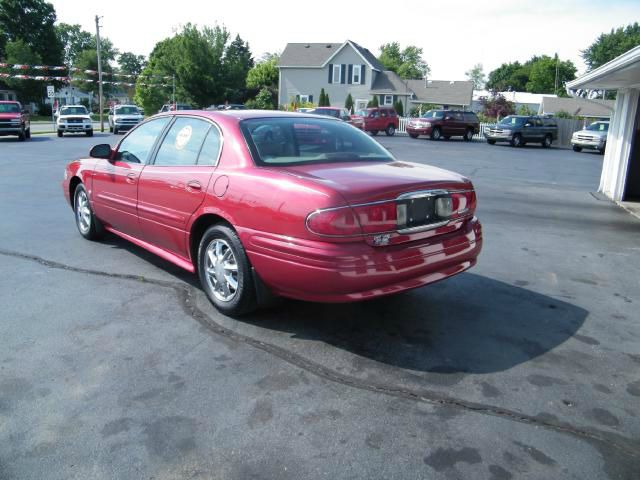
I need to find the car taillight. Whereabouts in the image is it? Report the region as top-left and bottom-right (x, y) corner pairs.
(306, 207), (362, 236)
(352, 202), (397, 234)
(448, 190), (476, 219)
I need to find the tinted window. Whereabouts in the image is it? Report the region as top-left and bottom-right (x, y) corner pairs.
(421, 110), (445, 119)
(115, 106), (139, 115)
(241, 117), (394, 166)
(0, 103), (20, 113)
(197, 126), (222, 166)
(587, 122), (608, 132)
(464, 113), (479, 122)
(499, 116), (526, 126)
(116, 117), (170, 164)
(154, 118), (211, 166)
(60, 106), (88, 115)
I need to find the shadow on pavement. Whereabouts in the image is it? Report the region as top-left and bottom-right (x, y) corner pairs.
(244, 273), (588, 375)
(0, 136), (51, 143)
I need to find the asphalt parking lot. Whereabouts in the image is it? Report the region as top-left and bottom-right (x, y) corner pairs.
(1, 132), (639, 479)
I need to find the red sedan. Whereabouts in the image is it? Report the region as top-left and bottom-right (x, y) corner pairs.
(63, 111), (482, 315)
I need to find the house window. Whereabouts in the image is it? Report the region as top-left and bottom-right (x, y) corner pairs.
(352, 65), (361, 84)
(384, 95), (393, 106)
(299, 95), (310, 103)
(333, 64), (341, 84)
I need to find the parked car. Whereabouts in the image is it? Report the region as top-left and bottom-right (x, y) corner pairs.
(350, 107), (399, 136)
(158, 103), (193, 113)
(484, 115), (558, 147)
(62, 111), (482, 315)
(108, 105), (144, 134)
(308, 107), (356, 126)
(406, 110), (479, 141)
(571, 121), (609, 154)
(57, 105), (93, 137)
(0, 100), (31, 141)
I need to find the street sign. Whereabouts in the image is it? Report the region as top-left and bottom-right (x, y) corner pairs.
(47, 85), (55, 98)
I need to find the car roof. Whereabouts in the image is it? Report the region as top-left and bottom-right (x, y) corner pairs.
(0, 100), (20, 104)
(156, 110), (344, 122)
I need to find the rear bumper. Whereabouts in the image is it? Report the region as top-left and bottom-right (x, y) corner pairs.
(240, 217), (482, 302)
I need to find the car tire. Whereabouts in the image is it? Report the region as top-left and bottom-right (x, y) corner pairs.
(444, 136), (451, 140)
(409, 133), (419, 139)
(385, 124), (395, 136)
(198, 224), (257, 316)
(73, 184), (104, 241)
(109, 124), (113, 133)
(430, 127), (441, 141)
(25, 128), (31, 139)
(18, 128), (25, 141)
(86, 130), (93, 137)
(57, 131), (63, 138)
(542, 134), (552, 148)
(573, 146), (582, 152)
(113, 127), (118, 135)
(510, 134), (522, 147)
(370, 130), (378, 136)
(487, 139), (496, 145)
(598, 143), (606, 155)
(464, 128), (474, 141)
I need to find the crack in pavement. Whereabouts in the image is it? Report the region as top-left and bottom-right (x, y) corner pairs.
(2, 247), (639, 460)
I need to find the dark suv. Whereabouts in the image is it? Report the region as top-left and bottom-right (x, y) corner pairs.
(350, 107), (399, 136)
(484, 115), (558, 148)
(406, 110), (479, 141)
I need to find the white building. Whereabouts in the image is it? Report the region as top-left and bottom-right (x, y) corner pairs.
(472, 90), (555, 114)
(567, 46), (640, 206)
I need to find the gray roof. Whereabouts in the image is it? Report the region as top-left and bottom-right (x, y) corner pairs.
(538, 96), (615, 118)
(278, 40), (384, 70)
(370, 70), (411, 94)
(406, 80), (474, 106)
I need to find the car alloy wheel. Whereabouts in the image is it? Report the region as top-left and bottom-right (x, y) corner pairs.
(198, 225), (257, 316)
(511, 134), (522, 147)
(385, 125), (395, 136)
(542, 135), (552, 148)
(573, 146), (582, 152)
(73, 184), (103, 240)
(464, 129), (474, 141)
(204, 239), (239, 302)
(431, 127), (441, 140)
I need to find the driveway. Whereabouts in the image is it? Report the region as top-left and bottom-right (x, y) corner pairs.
(0, 134), (639, 479)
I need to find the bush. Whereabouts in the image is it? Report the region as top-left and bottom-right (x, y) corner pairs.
(554, 110), (573, 119)
(37, 102), (52, 116)
(409, 103), (437, 117)
(393, 100), (404, 116)
(344, 93), (354, 113)
(517, 104), (536, 116)
(319, 88), (327, 106)
(367, 95), (379, 108)
(481, 94), (515, 119)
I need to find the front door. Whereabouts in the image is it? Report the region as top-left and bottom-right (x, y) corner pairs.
(91, 117), (171, 237)
(138, 117), (222, 258)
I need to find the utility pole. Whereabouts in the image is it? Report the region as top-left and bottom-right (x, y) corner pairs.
(554, 53), (560, 94)
(95, 15), (104, 132)
(172, 74), (176, 106)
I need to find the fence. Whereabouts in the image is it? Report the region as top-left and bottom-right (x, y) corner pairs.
(397, 118), (586, 146)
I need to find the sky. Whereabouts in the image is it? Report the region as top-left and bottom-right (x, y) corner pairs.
(49, 0), (640, 79)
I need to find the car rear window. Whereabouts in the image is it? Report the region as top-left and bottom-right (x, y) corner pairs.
(240, 117), (394, 167)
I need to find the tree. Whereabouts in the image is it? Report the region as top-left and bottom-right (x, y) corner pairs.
(367, 95), (379, 108)
(378, 42), (429, 79)
(465, 63), (486, 90)
(526, 55), (576, 95)
(2, 39), (42, 101)
(324, 92), (331, 106)
(582, 23), (640, 70)
(246, 56), (278, 108)
(135, 24), (248, 113)
(222, 34), (253, 102)
(72, 48), (115, 96)
(56, 23), (93, 66)
(118, 52), (146, 76)
(486, 61), (529, 92)
(0, 0), (62, 64)
(318, 88), (327, 106)
(481, 95), (515, 120)
(344, 93), (354, 112)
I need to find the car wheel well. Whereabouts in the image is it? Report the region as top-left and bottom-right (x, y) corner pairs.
(69, 177), (82, 208)
(189, 214), (233, 267)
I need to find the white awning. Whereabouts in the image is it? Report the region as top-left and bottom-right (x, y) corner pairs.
(567, 46), (640, 90)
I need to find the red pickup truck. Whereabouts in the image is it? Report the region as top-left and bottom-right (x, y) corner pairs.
(0, 101), (31, 141)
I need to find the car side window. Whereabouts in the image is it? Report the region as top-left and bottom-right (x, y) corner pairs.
(154, 118), (211, 166)
(116, 117), (170, 164)
(197, 125), (222, 166)
(381, 110), (388, 118)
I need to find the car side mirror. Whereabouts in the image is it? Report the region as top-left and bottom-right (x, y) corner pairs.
(90, 144), (112, 160)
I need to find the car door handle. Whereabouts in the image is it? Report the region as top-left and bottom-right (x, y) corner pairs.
(186, 180), (202, 191)
(126, 173), (137, 184)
